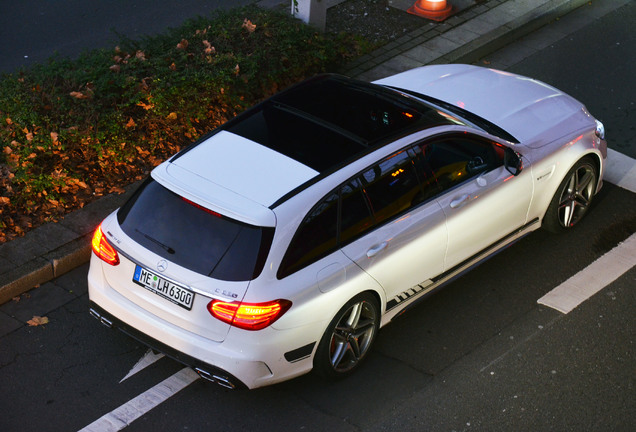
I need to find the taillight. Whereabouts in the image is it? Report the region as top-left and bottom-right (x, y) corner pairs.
(207, 299), (292, 331)
(91, 224), (120, 266)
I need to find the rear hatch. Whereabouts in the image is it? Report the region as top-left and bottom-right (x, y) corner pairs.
(99, 178), (274, 342)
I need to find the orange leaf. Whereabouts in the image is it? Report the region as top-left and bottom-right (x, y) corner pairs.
(27, 316), (49, 326)
(202, 40), (215, 55)
(126, 118), (137, 128)
(176, 39), (189, 50)
(242, 19), (256, 33)
(136, 101), (154, 110)
(70, 91), (89, 99)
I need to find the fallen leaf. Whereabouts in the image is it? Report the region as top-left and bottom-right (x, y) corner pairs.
(109, 186), (126, 194)
(5, 118), (12, 125)
(176, 39), (189, 50)
(70, 91), (89, 99)
(27, 316), (49, 326)
(136, 101), (154, 110)
(0, 197), (10, 205)
(166, 112), (178, 120)
(109, 64), (121, 73)
(50, 132), (59, 143)
(242, 18), (256, 33)
(202, 40), (215, 55)
(135, 50), (146, 61)
(234, 64), (240, 76)
(126, 118), (137, 128)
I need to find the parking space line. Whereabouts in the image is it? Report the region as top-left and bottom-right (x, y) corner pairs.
(120, 349), (165, 383)
(605, 149), (636, 193)
(538, 233), (636, 313)
(79, 367), (200, 432)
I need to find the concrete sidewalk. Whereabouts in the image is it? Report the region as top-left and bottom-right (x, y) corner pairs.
(0, 0), (598, 304)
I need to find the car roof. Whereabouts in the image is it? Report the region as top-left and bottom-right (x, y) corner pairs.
(157, 75), (458, 225)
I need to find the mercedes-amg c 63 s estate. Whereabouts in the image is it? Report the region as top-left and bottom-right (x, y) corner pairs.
(88, 64), (607, 389)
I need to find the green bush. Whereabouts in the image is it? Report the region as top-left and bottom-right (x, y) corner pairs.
(0, 5), (367, 242)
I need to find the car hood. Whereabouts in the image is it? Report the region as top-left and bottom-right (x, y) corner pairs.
(374, 64), (593, 147)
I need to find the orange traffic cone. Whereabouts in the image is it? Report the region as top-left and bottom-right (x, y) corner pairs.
(408, 0), (453, 21)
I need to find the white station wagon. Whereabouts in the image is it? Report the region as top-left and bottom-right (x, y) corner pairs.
(88, 64), (606, 389)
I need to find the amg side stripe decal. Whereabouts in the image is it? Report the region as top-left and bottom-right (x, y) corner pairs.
(387, 282), (431, 311)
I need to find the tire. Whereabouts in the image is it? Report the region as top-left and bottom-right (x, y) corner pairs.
(543, 157), (598, 233)
(313, 292), (380, 379)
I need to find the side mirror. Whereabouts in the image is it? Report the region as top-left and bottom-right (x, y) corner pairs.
(504, 147), (523, 176)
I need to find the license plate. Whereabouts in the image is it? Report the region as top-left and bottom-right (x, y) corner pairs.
(133, 265), (195, 310)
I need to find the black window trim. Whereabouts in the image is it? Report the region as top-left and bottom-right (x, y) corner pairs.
(277, 143), (438, 280)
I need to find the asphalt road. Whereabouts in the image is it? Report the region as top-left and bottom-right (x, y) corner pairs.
(0, 2), (634, 431)
(0, 0), (253, 73)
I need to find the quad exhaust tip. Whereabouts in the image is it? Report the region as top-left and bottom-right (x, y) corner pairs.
(89, 307), (113, 328)
(194, 368), (237, 389)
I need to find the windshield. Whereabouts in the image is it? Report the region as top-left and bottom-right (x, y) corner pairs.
(117, 179), (273, 281)
(389, 86), (520, 144)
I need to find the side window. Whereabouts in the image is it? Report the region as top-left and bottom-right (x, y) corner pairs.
(278, 191), (339, 278)
(418, 136), (503, 192)
(361, 150), (422, 225)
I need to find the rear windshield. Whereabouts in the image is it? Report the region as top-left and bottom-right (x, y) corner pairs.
(117, 179), (273, 281)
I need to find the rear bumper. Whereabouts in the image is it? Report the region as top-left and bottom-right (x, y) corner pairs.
(89, 302), (246, 389)
(87, 254), (318, 389)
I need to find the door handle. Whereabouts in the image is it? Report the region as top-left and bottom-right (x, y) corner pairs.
(450, 194), (470, 209)
(366, 241), (388, 258)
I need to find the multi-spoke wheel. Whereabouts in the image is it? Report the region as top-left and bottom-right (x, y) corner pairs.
(314, 293), (379, 378)
(543, 157), (598, 232)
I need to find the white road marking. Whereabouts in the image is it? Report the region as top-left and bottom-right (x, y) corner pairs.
(538, 233), (636, 313)
(78, 368), (200, 432)
(604, 149), (636, 193)
(120, 349), (165, 383)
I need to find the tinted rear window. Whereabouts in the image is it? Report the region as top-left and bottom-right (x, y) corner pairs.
(117, 179), (273, 281)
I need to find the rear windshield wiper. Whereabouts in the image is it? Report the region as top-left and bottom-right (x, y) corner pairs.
(135, 229), (175, 254)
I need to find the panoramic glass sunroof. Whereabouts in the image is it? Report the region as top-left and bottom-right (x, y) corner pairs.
(224, 75), (456, 173)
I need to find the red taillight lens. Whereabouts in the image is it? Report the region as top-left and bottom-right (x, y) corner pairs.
(91, 225), (120, 266)
(207, 299), (292, 331)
